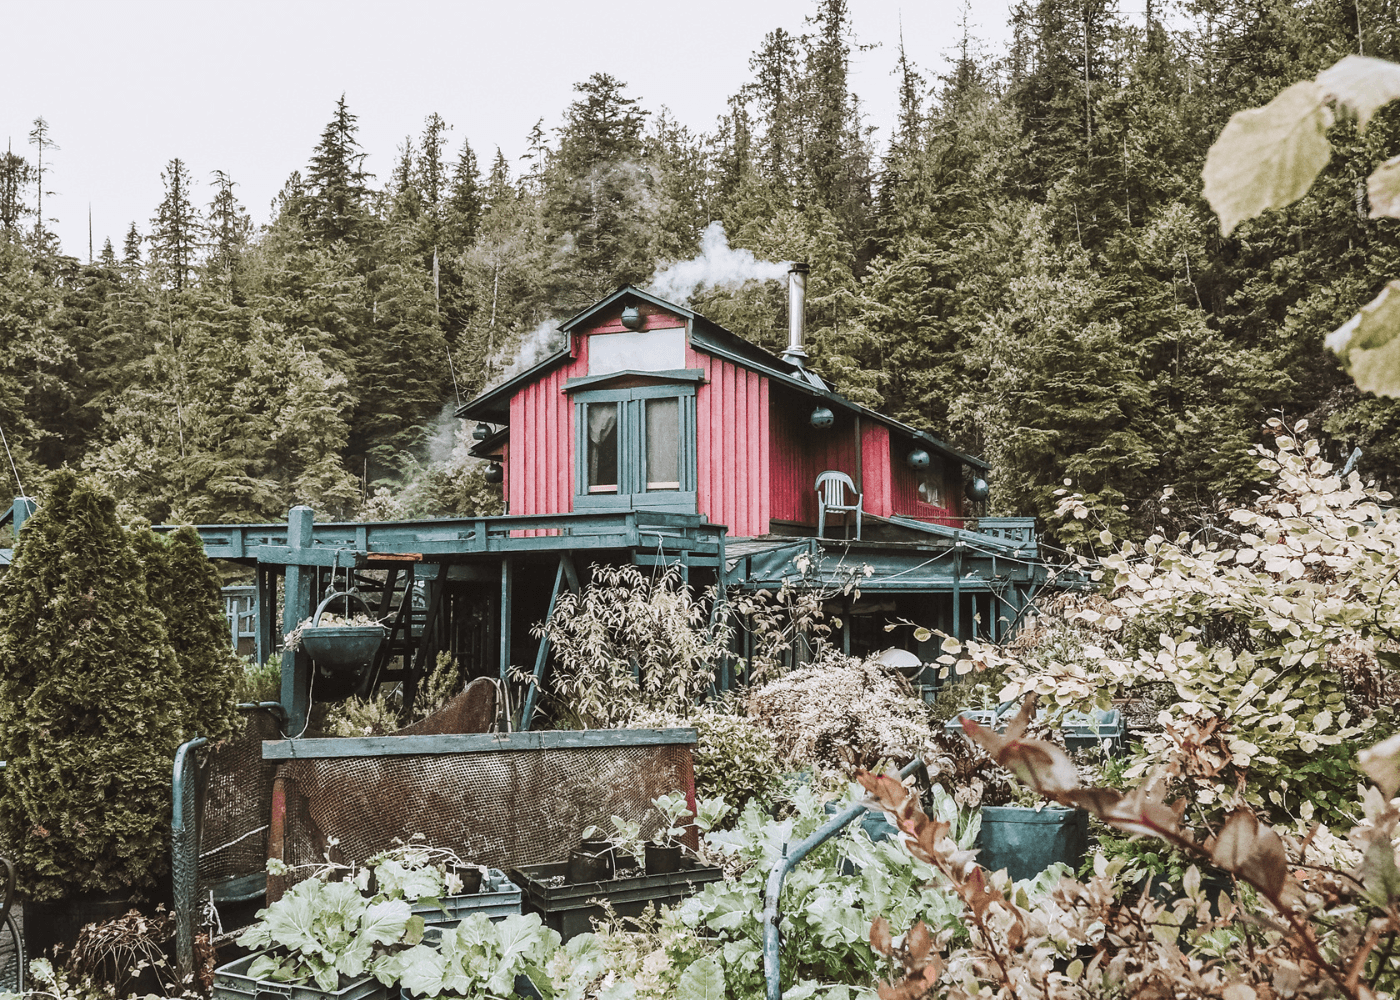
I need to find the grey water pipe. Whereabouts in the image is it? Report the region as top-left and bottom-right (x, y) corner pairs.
(763, 756), (924, 1000)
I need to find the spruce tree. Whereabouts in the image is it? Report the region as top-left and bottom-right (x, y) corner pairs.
(0, 472), (185, 901)
(207, 169), (251, 292)
(0, 143), (31, 237)
(304, 94), (372, 244)
(150, 158), (202, 290)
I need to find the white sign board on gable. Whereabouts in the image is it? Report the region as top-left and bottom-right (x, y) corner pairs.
(587, 327), (686, 376)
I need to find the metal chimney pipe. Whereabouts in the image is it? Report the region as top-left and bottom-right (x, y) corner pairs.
(782, 263), (810, 367)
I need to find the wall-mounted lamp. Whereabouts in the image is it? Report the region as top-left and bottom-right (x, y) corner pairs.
(620, 304), (645, 330)
(967, 477), (990, 501)
(484, 463), (504, 484)
(810, 407), (834, 429)
(906, 448), (931, 470)
(472, 423), (493, 442)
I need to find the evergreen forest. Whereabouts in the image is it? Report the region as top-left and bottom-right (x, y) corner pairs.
(3, 0), (1399, 545)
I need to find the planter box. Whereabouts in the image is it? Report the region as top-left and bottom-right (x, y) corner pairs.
(412, 869), (521, 929)
(1062, 709), (1125, 755)
(977, 806), (1088, 883)
(214, 953), (388, 1000)
(509, 858), (724, 941)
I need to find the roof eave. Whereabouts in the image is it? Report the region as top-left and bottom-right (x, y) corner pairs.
(456, 348), (574, 422)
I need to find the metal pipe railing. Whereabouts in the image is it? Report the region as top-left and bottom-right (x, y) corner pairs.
(171, 736), (208, 980)
(763, 757), (924, 1000)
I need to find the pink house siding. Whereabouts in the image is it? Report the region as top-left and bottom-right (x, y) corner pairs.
(507, 340), (586, 517)
(689, 345), (769, 538)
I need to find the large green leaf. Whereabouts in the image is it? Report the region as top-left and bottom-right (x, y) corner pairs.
(1317, 54), (1400, 131)
(1326, 280), (1400, 396)
(358, 899), (412, 947)
(1369, 154), (1400, 219)
(1202, 80), (1332, 235)
(675, 955), (726, 1000)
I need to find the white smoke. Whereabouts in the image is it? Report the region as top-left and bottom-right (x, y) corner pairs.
(647, 222), (789, 303)
(487, 318), (567, 389)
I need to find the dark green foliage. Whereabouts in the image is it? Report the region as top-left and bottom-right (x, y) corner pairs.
(3, 1), (1400, 540)
(144, 525), (242, 743)
(690, 712), (783, 825)
(0, 472), (184, 901)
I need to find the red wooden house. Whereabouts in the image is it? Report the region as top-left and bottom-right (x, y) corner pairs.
(462, 273), (982, 538)
(461, 268), (1051, 669)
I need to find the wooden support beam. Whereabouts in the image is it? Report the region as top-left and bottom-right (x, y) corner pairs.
(499, 558), (513, 681)
(404, 577), (446, 717)
(520, 555), (573, 731)
(281, 506), (315, 735)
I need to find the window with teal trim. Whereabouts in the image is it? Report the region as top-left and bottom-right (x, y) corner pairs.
(575, 385), (696, 513)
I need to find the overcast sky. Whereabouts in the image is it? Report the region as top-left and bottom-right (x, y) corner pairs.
(2, 0), (1013, 259)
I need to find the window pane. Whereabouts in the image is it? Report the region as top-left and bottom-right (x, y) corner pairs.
(587, 402), (618, 493)
(645, 398), (680, 490)
(917, 473), (942, 506)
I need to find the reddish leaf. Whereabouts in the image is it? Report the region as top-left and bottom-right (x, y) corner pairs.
(1004, 694), (1038, 738)
(870, 916), (893, 956)
(1212, 810), (1287, 898)
(907, 921), (931, 964)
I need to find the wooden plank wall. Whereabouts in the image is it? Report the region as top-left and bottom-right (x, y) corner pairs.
(889, 449), (961, 526)
(768, 391), (861, 527)
(689, 347), (769, 538)
(508, 340), (587, 517)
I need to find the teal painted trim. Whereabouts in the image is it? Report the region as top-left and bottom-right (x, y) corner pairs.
(262, 727), (699, 760)
(574, 387), (698, 514)
(564, 369), (705, 392)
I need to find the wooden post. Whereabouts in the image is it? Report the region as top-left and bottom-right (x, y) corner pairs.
(951, 545), (963, 640)
(282, 506), (314, 736)
(499, 558), (513, 680)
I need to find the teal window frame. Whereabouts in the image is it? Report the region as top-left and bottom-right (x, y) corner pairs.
(574, 384), (697, 513)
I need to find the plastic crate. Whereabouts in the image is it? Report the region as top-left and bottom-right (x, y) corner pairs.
(213, 953), (388, 1000)
(510, 858), (724, 941)
(411, 869), (521, 928)
(944, 709), (1002, 737)
(1062, 709), (1124, 755)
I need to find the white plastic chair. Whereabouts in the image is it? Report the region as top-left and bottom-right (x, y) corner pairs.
(815, 471), (862, 540)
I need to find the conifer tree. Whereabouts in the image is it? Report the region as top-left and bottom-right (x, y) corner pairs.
(418, 113), (451, 216)
(0, 143), (30, 237)
(207, 169), (251, 292)
(150, 157), (202, 290)
(304, 94), (372, 244)
(443, 138), (482, 248)
(0, 472), (185, 901)
(27, 117), (57, 246)
(139, 525), (241, 743)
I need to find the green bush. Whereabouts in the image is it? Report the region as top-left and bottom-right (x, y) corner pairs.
(691, 712), (782, 821)
(0, 473), (238, 902)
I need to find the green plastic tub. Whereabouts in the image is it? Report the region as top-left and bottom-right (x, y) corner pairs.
(977, 806), (1088, 883)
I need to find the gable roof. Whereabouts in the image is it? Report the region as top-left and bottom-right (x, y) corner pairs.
(456, 286), (989, 471)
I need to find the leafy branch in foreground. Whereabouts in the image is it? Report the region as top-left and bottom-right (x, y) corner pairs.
(1202, 54), (1400, 396)
(858, 696), (1400, 1000)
